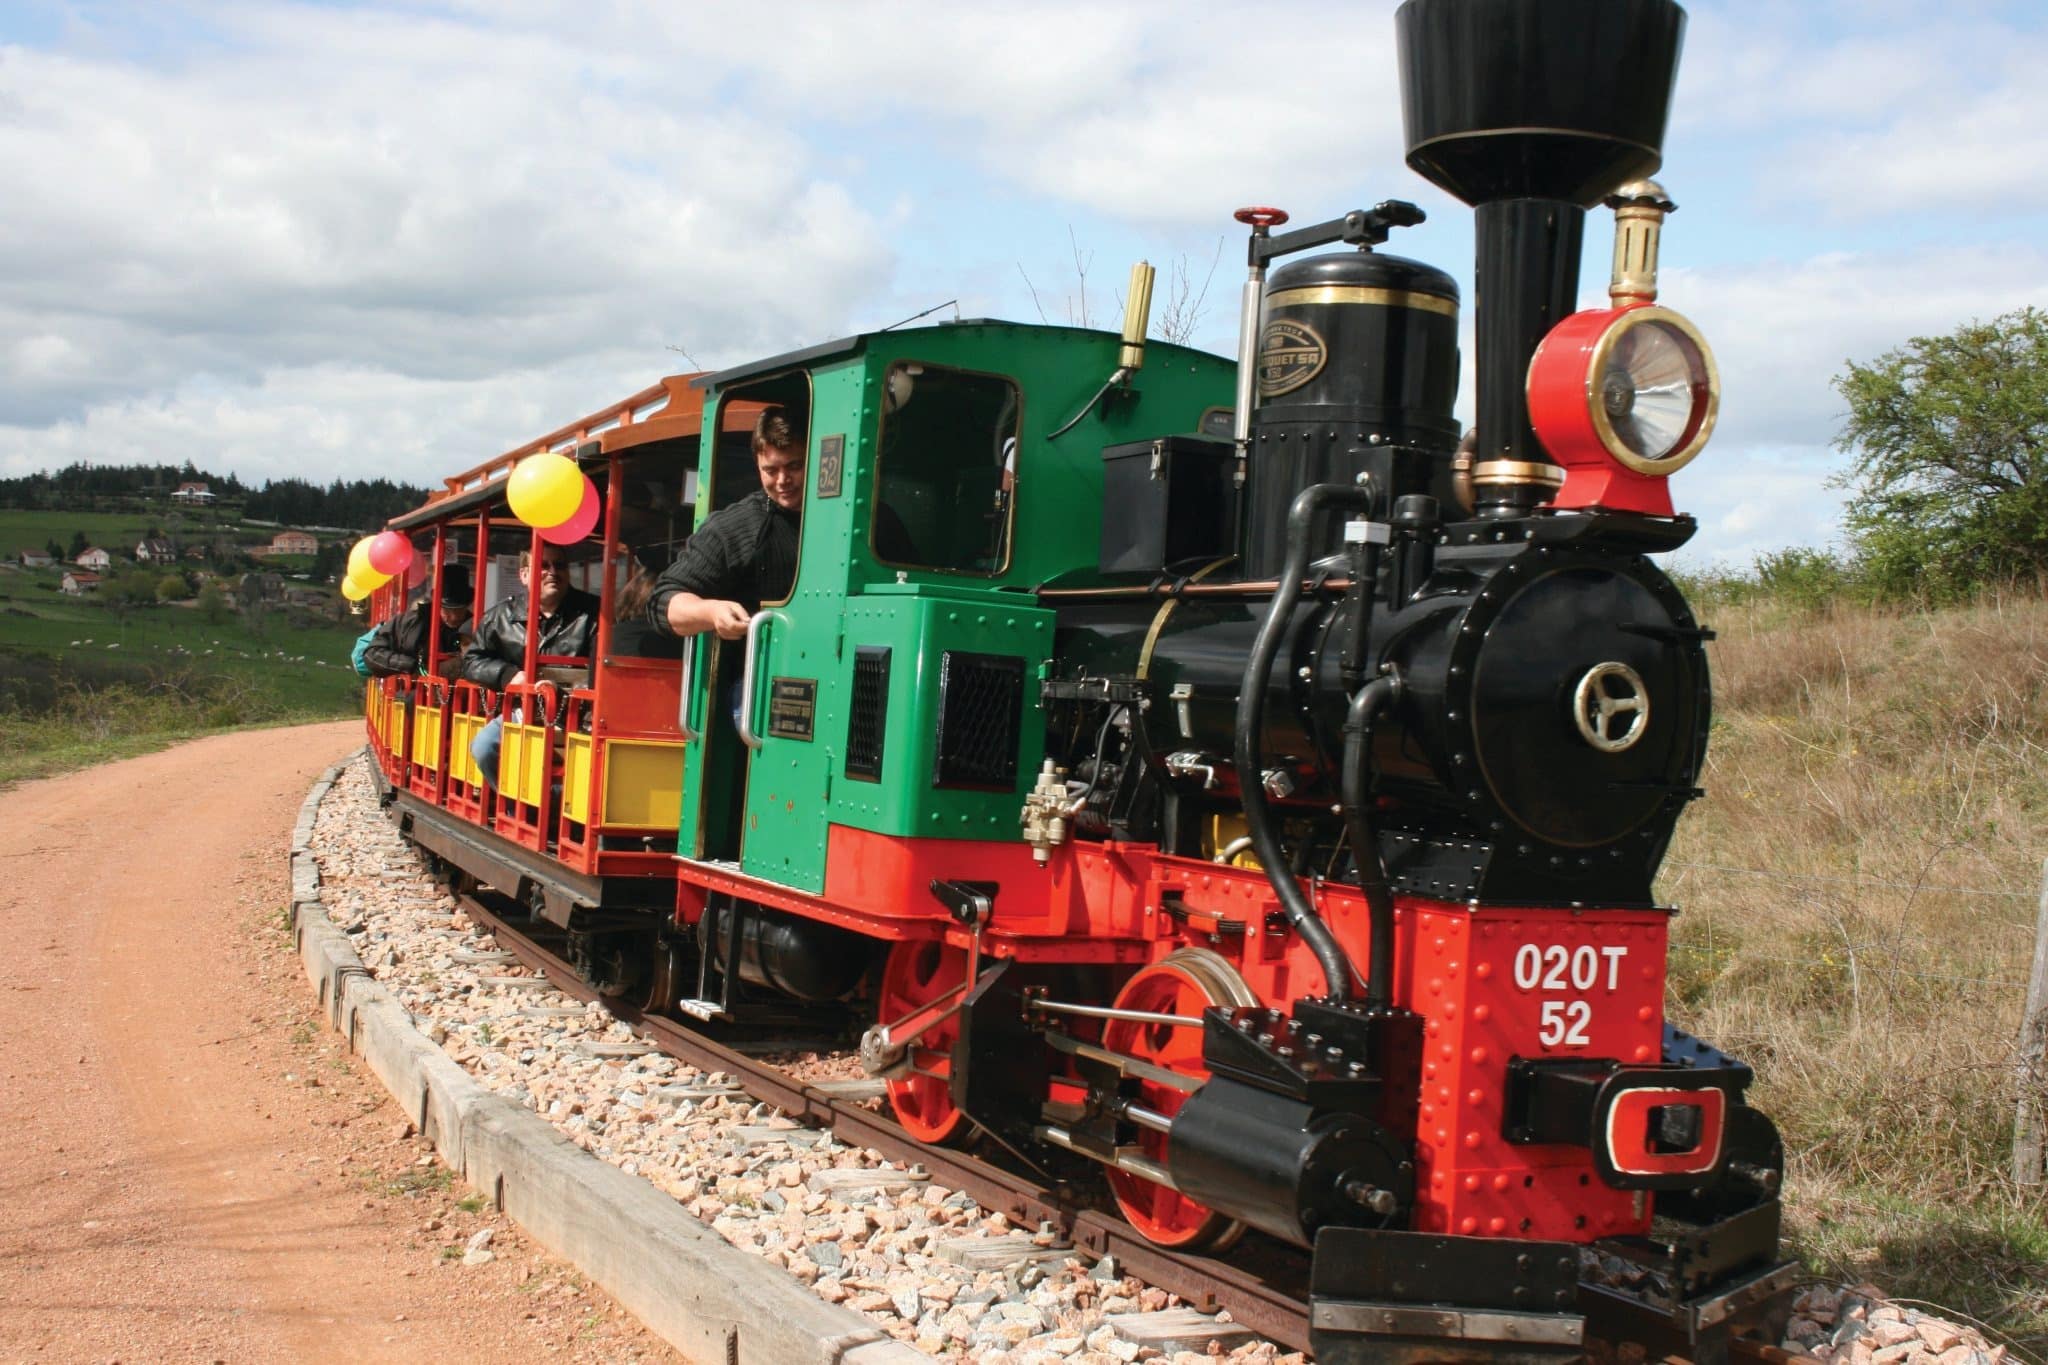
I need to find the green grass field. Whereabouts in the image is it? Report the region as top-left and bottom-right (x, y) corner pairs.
(0, 506), (284, 557)
(0, 563), (365, 786)
(2, 577), (362, 695)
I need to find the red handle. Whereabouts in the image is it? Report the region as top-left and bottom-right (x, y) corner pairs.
(1234, 206), (1290, 229)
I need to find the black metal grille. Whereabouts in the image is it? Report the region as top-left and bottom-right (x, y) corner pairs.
(845, 647), (890, 782)
(934, 651), (1024, 790)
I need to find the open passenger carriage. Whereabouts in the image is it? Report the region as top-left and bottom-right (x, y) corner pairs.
(361, 373), (710, 987)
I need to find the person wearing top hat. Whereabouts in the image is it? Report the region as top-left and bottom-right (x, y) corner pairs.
(361, 563), (475, 679)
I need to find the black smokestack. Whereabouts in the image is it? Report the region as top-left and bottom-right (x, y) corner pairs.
(1396, 0), (1686, 514)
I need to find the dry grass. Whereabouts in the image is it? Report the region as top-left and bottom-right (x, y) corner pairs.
(1659, 589), (2048, 1348)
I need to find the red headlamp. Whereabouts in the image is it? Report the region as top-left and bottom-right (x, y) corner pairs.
(1526, 303), (1719, 517)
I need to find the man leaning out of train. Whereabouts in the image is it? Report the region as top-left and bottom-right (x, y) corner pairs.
(646, 405), (803, 645)
(361, 564), (475, 679)
(460, 546), (601, 792)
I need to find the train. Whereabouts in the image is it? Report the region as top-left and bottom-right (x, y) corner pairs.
(358, 1), (1797, 1358)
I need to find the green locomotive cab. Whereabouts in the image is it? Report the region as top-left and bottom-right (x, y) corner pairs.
(673, 321), (1236, 902)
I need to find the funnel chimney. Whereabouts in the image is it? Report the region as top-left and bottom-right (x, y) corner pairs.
(1397, 0), (1687, 513)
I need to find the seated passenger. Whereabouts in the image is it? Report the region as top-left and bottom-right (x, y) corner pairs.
(460, 546), (600, 792)
(361, 565), (473, 679)
(610, 549), (684, 660)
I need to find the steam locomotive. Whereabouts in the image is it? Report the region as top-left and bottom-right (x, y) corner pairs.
(361, 0), (1796, 1357)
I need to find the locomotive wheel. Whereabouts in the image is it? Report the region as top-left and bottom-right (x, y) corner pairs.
(876, 939), (971, 1145)
(639, 932), (690, 1016)
(1101, 948), (1255, 1251)
(570, 929), (647, 999)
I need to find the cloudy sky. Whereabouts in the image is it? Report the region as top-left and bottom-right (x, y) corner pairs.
(4, 0), (2046, 566)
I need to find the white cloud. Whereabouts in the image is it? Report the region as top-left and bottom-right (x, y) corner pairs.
(619, 1), (1407, 228)
(1670, 445), (1851, 570)
(1678, 7), (2048, 218)
(1621, 239), (2048, 560)
(0, 13), (896, 434)
(1668, 243), (2048, 451)
(7, 0), (2048, 572)
(0, 355), (656, 485)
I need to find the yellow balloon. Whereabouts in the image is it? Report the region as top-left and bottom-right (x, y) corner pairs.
(341, 574), (371, 601)
(348, 538), (391, 589)
(507, 452), (584, 528)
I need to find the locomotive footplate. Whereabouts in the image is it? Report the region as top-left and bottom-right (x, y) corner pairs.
(1307, 1226), (1585, 1364)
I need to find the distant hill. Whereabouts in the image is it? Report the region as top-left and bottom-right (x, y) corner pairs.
(0, 462), (428, 534)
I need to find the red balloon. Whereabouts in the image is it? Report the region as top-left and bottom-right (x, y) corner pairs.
(366, 530), (414, 577)
(539, 477), (601, 546)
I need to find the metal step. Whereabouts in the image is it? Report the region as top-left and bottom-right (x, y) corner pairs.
(676, 998), (730, 1022)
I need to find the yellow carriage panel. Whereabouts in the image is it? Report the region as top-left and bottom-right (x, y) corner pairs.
(500, 722), (551, 806)
(410, 704), (443, 772)
(562, 732), (593, 824)
(448, 712), (484, 787)
(600, 739), (685, 830)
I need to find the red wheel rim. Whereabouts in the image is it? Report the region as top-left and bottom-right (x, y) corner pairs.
(877, 939), (970, 1144)
(1101, 952), (1249, 1250)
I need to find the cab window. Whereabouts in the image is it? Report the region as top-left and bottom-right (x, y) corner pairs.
(872, 363), (1020, 574)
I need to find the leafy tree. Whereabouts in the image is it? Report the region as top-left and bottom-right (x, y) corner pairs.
(156, 572), (192, 602)
(197, 583), (228, 624)
(101, 569), (155, 619)
(311, 540), (347, 583)
(44, 539), (63, 561)
(67, 529), (88, 559)
(1832, 307), (2048, 597)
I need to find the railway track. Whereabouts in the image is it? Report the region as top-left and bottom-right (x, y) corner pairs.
(449, 885), (1789, 1365)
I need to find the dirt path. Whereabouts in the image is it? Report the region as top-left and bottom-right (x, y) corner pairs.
(0, 723), (681, 1363)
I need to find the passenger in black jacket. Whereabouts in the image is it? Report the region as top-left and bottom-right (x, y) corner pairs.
(362, 564), (473, 678)
(462, 545), (600, 791)
(459, 547), (601, 690)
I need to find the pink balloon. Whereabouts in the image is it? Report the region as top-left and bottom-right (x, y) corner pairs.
(366, 530), (414, 577)
(539, 477), (601, 546)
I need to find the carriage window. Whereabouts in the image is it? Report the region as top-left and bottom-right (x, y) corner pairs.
(872, 364), (1020, 574)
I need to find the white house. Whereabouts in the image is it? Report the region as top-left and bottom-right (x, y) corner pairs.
(75, 547), (112, 571)
(171, 482), (215, 504)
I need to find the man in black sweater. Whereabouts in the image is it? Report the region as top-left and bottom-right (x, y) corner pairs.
(362, 564), (473, 679)
(647, 406), (803, 641)
(461, 544), (601, 791)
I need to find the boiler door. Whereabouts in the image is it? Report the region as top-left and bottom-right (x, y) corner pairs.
(1469, 565), (1704, 848)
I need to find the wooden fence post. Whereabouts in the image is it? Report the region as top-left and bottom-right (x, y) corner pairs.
(2014, 858), (2048, 1186)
